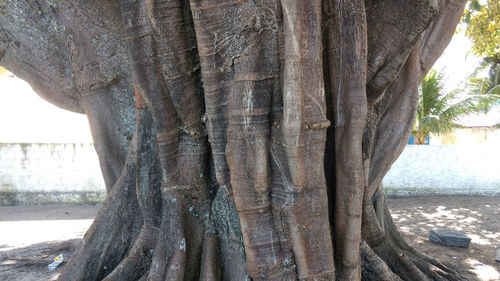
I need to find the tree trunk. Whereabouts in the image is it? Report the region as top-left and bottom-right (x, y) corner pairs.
(414, 132), (427, 145)
(0, 0), (469, 280)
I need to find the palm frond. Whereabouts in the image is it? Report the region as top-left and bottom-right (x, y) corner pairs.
(486, 84), (500, 95)
(467, 57), (494, 79)
(415, 69), (500, 138)
(441, 93), (500, 120)
(420, 70), (444, 116)
(420, 115), (460, 135)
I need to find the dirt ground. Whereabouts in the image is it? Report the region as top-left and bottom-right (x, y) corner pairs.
(0, 196), (499, 281)
(387, 196), (500, 281)
(0, 205), (97, 281)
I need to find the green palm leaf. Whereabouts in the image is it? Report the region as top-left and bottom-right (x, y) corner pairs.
(414, 69), (500, 143)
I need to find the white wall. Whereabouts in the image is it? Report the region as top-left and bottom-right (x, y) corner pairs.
(2, 143), (499, 205)
(0, 75), (100, 205)
(0, 143), (105, 205)
(383, 145), (500, 196)
(431, 128), (500, 146)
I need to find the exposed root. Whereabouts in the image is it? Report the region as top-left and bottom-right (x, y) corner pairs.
(361, 242), (402, 281)
(383, 203), (469, 281)
(145, 200), (219, 281)
(57, 134), (143, 281)
(361, 189), (470, 281)
(146, 204), (182, 281)
(101, 225), (159, 281)
(407, 251), (469, 281)
(101, 102), (162, 281)
(372, 239), (431, 281)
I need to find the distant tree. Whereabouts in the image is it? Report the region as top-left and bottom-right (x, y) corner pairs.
(463, 0), (499, 94)
(466, 58), (500, 99)
(414, 69), (500, 144)
(466, 73), (500, 113)
(463, 0), (499, 58)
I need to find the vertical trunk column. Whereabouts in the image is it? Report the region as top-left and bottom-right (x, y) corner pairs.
(273, 0), (336, 279)
(324, 0), (368, 280)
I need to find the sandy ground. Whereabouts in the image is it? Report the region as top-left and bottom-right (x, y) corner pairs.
(0, 205), (98, 281)
(0, 196), (499, 281)
(387, 196), (500, 281)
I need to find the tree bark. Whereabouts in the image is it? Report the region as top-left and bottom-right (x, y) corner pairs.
(0, 0), (468, 280)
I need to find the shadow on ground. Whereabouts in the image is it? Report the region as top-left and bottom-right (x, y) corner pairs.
(0, 239), (80, 281)
(0, 198), (498, 280)
(388, 196), (500, 281)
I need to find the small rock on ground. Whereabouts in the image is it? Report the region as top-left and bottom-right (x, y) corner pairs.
(429, 229), (471, 248)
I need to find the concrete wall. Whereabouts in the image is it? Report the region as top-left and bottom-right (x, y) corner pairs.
(2, 143), (499, 205)
(0, 143), (105, 205)
(431, 128), (500, 146)
(383, 145), (500, 197)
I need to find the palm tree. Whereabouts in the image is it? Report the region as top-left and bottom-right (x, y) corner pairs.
(467, 57), (500, 109)
(413, 69), (500, 144)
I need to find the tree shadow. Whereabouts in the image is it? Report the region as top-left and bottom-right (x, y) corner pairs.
(0, 205), (97, 280)
(0, 239), (80, 281)
(388, 196), (500, 281)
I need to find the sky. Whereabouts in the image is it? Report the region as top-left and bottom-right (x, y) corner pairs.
(0, 30), (497, 143)
(433, 31), (481, 92)
(433, 31), (500, 127)
(0, 75), (93, 143)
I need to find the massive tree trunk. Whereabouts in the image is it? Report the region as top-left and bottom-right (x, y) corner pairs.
(0, 0), (468, 280)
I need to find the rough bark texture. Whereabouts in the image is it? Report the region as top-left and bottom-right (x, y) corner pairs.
(0, 0), (468, 280)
